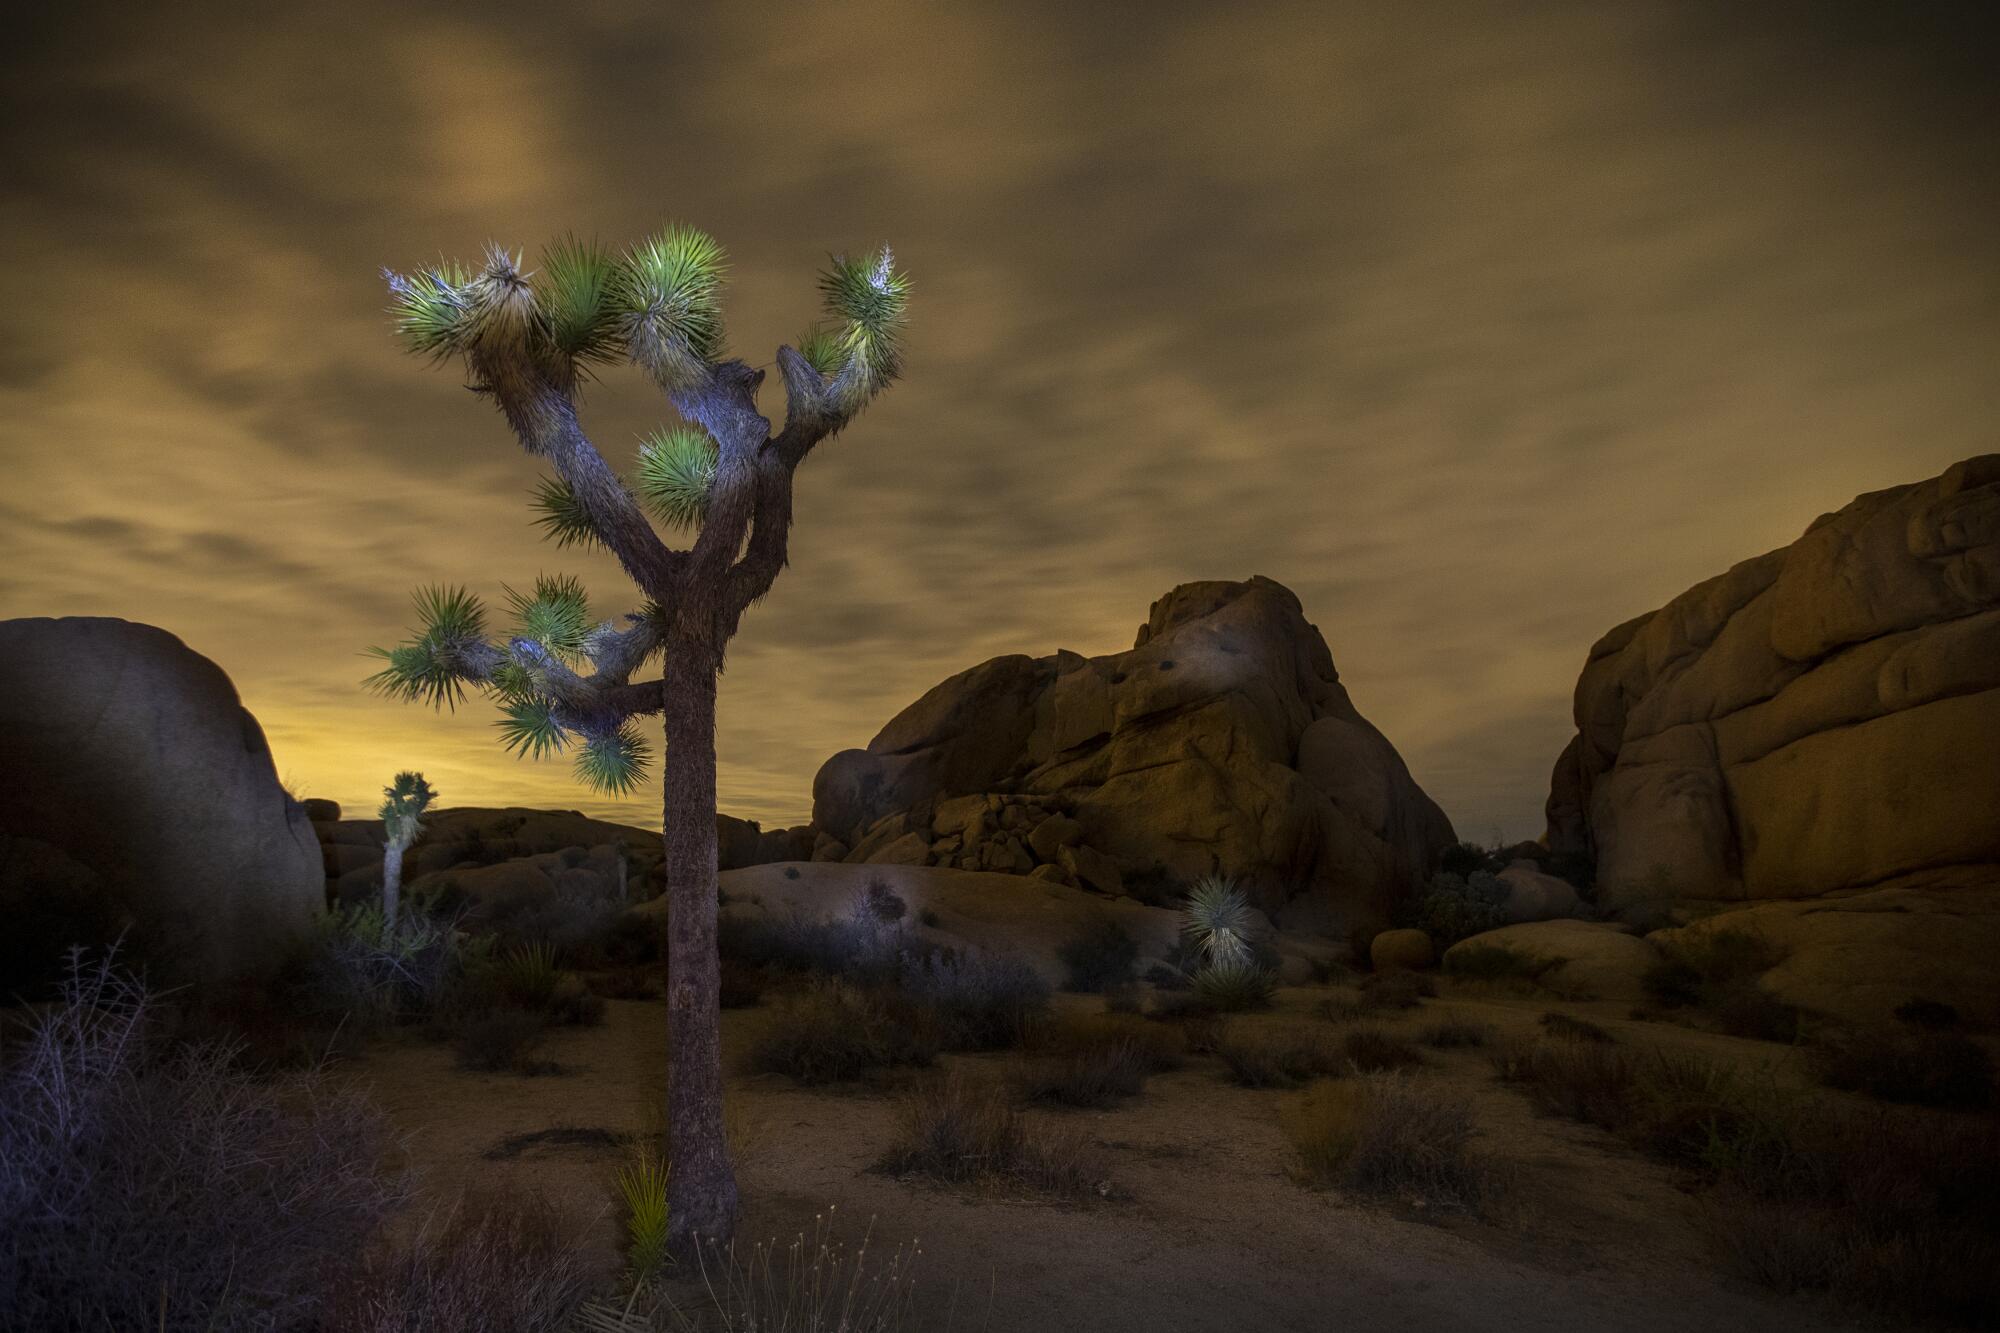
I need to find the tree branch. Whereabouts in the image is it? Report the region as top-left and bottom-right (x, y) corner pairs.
(471, 343), (685, 597)
(663, 359), (771, 598)
(719, 345), (849, 625)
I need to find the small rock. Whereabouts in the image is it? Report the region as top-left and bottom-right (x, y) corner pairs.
(1028, 813), (1084, 862)
(1369, 928), (1435, 971)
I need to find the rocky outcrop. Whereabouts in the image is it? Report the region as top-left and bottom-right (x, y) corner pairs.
(311, 805), (807, 906)
(1547, 456), (2000, 907)
(809, 577), (1455, 939)
(0, 618), (323, 993)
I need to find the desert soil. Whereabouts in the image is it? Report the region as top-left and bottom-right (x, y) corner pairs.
(344, 980), (1866, 1332)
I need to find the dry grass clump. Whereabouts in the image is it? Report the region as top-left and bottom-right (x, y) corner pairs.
(1418, 1016), (1494, 1049)
(1356, 970), (1434, 1011)
(1538, 1011), (1614, 1043)
(1339, 1026), (1426, 1073)
(1808, 1024), (1993, 1110)
(1491, 1030), (2000, 1324)
(326, 1191), (594, 1332)
(878, 1073), (1110, 1199)
(1640, 928), (1802, 1041)
(1214, 1025), (1348, 1088)
(575, 1207), (924, 1333)
(1014, 1012), (1185, 1106)
(1282, 1073), (1504, 1215)
(0, 954), (407, 1331)
(745, 983), (940, 1085)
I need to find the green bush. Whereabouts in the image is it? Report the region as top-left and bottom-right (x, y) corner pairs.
(1409, 870), (1508, 945)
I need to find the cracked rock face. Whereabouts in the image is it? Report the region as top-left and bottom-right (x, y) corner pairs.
(810, 576), (1455, 941)
(1546, 453), (2000, 908)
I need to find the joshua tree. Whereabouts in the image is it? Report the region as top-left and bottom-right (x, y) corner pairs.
(376, 770), (435, 930)
(364, 228), (909, 1245)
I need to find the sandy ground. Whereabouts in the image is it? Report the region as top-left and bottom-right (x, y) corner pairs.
(345, 978), (1867, 1332)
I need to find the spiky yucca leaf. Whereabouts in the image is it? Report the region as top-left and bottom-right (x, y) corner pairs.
(615, 1152), (671, 1279)
(503, 573), (592, 662)
(362, 585), (489, 711)
(795, 323), (846, 377)
(616, 225), (728, 392)
(488, 659), (538, 703)
(528, 475), (603, 550)
(575, 724), (651, 795)
(1183, 874), (1256, 967)
(818, 245), (910, 409)
(496, 696), (569, 761)
(378, 770), (437, 847)
(384, 260), (475, 359)
(460, 244), (540, 354)
(635, 426), (717, 530)
(537, 233), (622, 366)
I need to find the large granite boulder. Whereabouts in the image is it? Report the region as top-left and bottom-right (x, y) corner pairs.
(0, 618), (323, 993)
(1542, 456), (2000, 1026)
(809, 577), (1456, 940)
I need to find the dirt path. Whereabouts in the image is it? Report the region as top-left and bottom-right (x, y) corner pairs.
(345, 989), (1859, 1331)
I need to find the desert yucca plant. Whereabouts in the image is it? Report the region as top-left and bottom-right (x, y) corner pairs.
(1192, 956), (1277, 1012)
(374, 223), (912, 1245)
(498, 941), (563, 1010)
(376, 770), (437, 929)
(616, 1152), (672, 1281)
(1182, 875), (1256, 968)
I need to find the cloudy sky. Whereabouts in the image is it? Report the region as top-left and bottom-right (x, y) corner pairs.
(3, 1), (1995, 841)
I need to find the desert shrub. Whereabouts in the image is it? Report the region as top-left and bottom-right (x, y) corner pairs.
(746, 984), (939, 1084)
(1437, 842), (1500, 877)
(286, 902), (472, 1033)
(1193, 958), (1278, 1012)
(1408, 870), (1508, 946)
(1418, 1017), (1494, 1049)
(327, 1192), (594, 1332)
(1893, 996), (1962, 1031)
(544, 975), (608, 1027)
(862, 877), (908, 923)
(1539, 1011), (1614, 1043)
(474, 884), (632, 968)
(578, 1210), (925, 1332)
(917, 907), (942, 929)
(1015, 1038), (1152, 1107)
(900, 949), (1050, 1051)
(1284, 1073), (1502, 1213)
(1443, 943), (1562, 986)
(1357, 969), (1434, 1010)
(495, 941), (564, 1009)
(1341, 1026), (1426, 1072)
(1034, 1012), (1184, 1071)
(1102, 982), (1143, 1014)
(1056, 913), (1140, 993)
(1315, 989), (1367, 1023)
(586, 967), (660, 1002)
(0, 954), (405, 1331)
(1214, 1026), (1346, 1088)
(1809, 1025), (1993, 1110)
(455, 1008), (554, 1074)
(877, 1073), (1108, 1198)
(1491, 1037), (1637, 1130)
(1643, 928), (1785, 1012)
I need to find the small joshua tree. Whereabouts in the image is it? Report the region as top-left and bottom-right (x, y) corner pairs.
(1182, 874), (1276, 1009)
(377, 770), (435, 930)
(365, 228), (909, 1246)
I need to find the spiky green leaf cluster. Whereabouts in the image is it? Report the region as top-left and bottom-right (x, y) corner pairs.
(528, 475), (602, 550)
(1183, 874), (1256, 967)
(817, 245), (911, 408)
(384, 261), (476, 359)
(635, 426), (717, 530)
(795, 323), (847, 377)
(538, 234), (623, 366)
(495, 696), (569, 761)
(363, 585), (488, 711)
(379, 770), (438, 847)
(503, 573), (593, 663)
(575, 724), (652, 795)
(616, 225), (728, 392)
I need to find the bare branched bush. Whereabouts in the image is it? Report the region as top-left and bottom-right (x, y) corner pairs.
(0, 953), (406, 1331)
(1283, 1073), (1504, 1214)
(878, 1073), (1109, 1198)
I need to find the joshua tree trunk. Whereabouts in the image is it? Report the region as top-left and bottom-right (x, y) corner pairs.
(381, 843), (403, 929)
(660, 635), (735, 1244)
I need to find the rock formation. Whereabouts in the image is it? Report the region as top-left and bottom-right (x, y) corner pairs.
(809, 577), (1455, 940)
(1543, 455), (2000, 1024)
(0, 617), (324, 993)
